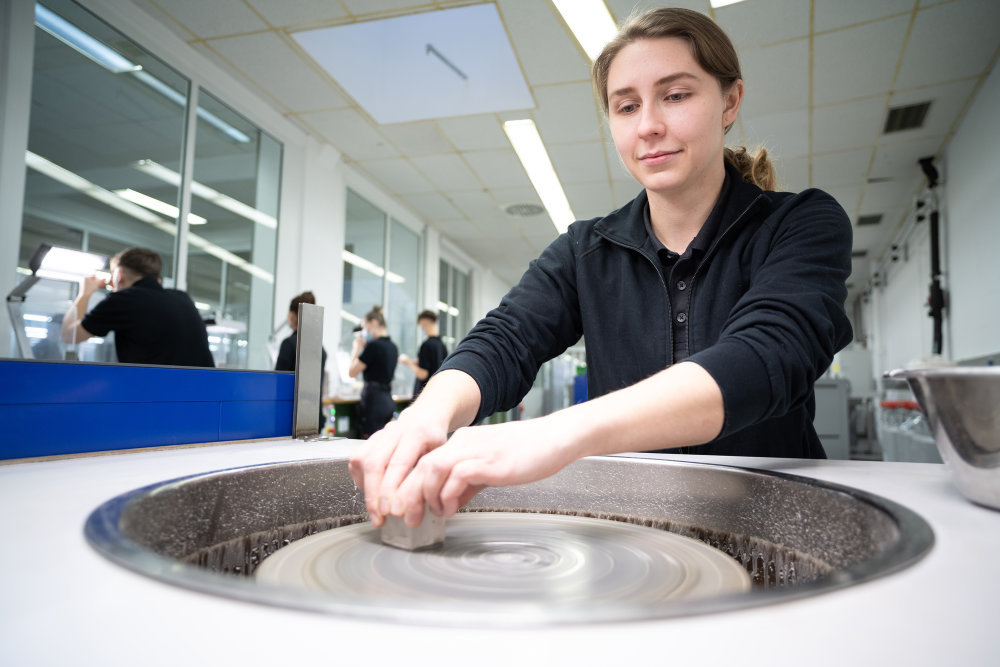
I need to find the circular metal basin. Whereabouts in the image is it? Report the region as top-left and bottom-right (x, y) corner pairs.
(84, 455), (933, 626)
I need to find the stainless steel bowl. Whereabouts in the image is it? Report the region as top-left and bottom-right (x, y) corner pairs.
(888, 367), (1000, 510)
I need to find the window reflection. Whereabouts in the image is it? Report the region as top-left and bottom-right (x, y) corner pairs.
(16, 0), (280, 368)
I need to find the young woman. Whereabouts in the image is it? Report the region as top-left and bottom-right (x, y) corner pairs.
(350, 8), (853, 528)
(349, 306), (399, 438)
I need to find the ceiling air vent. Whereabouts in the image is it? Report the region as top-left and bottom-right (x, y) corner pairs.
(883, 102), (931, 133)
(504, 203), (544, 217)
(857, 214), (883, 226)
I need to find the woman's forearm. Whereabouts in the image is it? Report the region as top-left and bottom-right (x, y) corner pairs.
(555, 361), (725, 459)
(405, 368), (482, 433)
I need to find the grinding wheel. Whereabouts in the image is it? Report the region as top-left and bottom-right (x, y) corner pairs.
(255, 512), (750, 604)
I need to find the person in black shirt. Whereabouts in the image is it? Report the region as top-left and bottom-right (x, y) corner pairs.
(348, 305), (398, 438)
(61, 247), (214, 367)
(275, 291), (328, 430)
(399, 309), (448, 400)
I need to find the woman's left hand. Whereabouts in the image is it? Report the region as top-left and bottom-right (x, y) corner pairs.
(390, 414), (581, 525)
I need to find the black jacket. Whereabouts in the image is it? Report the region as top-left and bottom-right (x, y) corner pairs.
(439, 168), (853, 459)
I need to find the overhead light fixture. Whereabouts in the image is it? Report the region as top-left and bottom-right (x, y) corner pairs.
(34, 4), (141, 73)
(114, 188), (207, 225)
(340, 310), (362, 326)
(710, 0), (749, 8)
(26, 151), (274, 284)
(436, 300), (460, 317)
(503, 119), (575, 234)
(552, 0), (618, 62)
(6, 243), (108, 358)
(342, 250), (405, 284)
(132, 160), (276, 228)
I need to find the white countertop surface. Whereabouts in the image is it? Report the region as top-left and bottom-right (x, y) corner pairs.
(1, 438), (997, 666)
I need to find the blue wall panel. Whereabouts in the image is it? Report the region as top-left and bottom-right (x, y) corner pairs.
(0, 360), (295, 460)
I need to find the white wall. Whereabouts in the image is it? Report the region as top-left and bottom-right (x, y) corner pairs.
(942, 61), (1000, 363)
(866, 59), (1000, 379)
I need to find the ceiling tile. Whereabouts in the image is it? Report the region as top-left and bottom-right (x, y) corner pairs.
(813, 0), (916, 33)
(738, 39), (810, 117)
(811, 148), (872, 189)
(813, 16), (909, 106)
(882, 79), (977, 144)
(465, 149), (532, 189)
(716, 0), (810, 49)
(548, 142), (609, 185)
(356, 158), (435, 195)
(448, 191), (506, 223)
(740, 109), (809, 159)
(296, 109), (399, 161)
(812, 96), (888, 154)
(870, 137), (943, 180)
(564, 181), (615, 221)
(436, 114), (510, 151)
(772, 156), (809, 192)
(533, 83), (603, 144)
(496, 0), (588, 86)
(148, 0), (267, 39)
(896, 0), (1000, 89)
(409, 154), (482, 191)
(206, 32), (349, 112)
(245, 0), (349, 28)
(379, 121), (456, 156)
(402, 192), (463, 221)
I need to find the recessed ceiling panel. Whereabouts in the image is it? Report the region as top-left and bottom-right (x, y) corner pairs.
(293, 4), (533, 124)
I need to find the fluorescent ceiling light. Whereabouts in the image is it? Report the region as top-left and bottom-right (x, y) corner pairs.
(552, 0), (618, 62)
(503, 119), (575, 234)
(340, 310), (362, 326)
(342, 250), (406, 284)
(710, 0), (749, 7)
(114, 188), (207, 225)
(26, 151), (274, 284)
(131, 71), (251, 143)
(23, 314), (53, 323)
(436, 300), (460, 317)
(34, 4), (141, 73)
(132, 160), (276, 228)
(25, 327), (49, 340)
(194, 301), (212, 311)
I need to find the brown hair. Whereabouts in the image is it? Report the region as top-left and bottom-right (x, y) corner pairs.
(417, 309), (438, 323)
(365, 305), (386, 327)
(288, 291), (316, 313)
(113, 247), (162, 280)
(592, 8), (776, 190)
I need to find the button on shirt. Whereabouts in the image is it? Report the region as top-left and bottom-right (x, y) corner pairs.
(643, 172), (732, 364)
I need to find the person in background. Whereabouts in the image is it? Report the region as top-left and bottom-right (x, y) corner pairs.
(61, 247), (214, 367)
(351, 7), (853, 529)
(275, 291), (328, 430)
(399, 309), (448, 400)
(349, 306), (399, 438)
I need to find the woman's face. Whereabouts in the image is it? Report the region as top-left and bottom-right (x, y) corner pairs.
(606, 37), (741, 199)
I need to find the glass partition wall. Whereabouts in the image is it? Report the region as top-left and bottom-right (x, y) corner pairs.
(341, 190), (421, 397)
(14, 0), (280, 368)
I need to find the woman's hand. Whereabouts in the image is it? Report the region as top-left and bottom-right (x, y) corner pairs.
(391, 415), (582, 526)
(349, 408), (451, 527)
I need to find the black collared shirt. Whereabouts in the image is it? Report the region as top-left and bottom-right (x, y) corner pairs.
(643, 172), (732, 364)
(81, 277), (215, 367)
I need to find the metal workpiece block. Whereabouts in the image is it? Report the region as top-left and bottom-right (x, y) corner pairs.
(380, 508), (446, 550)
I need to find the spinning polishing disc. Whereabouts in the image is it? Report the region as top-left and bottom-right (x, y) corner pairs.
(255, 512), (750, 604)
